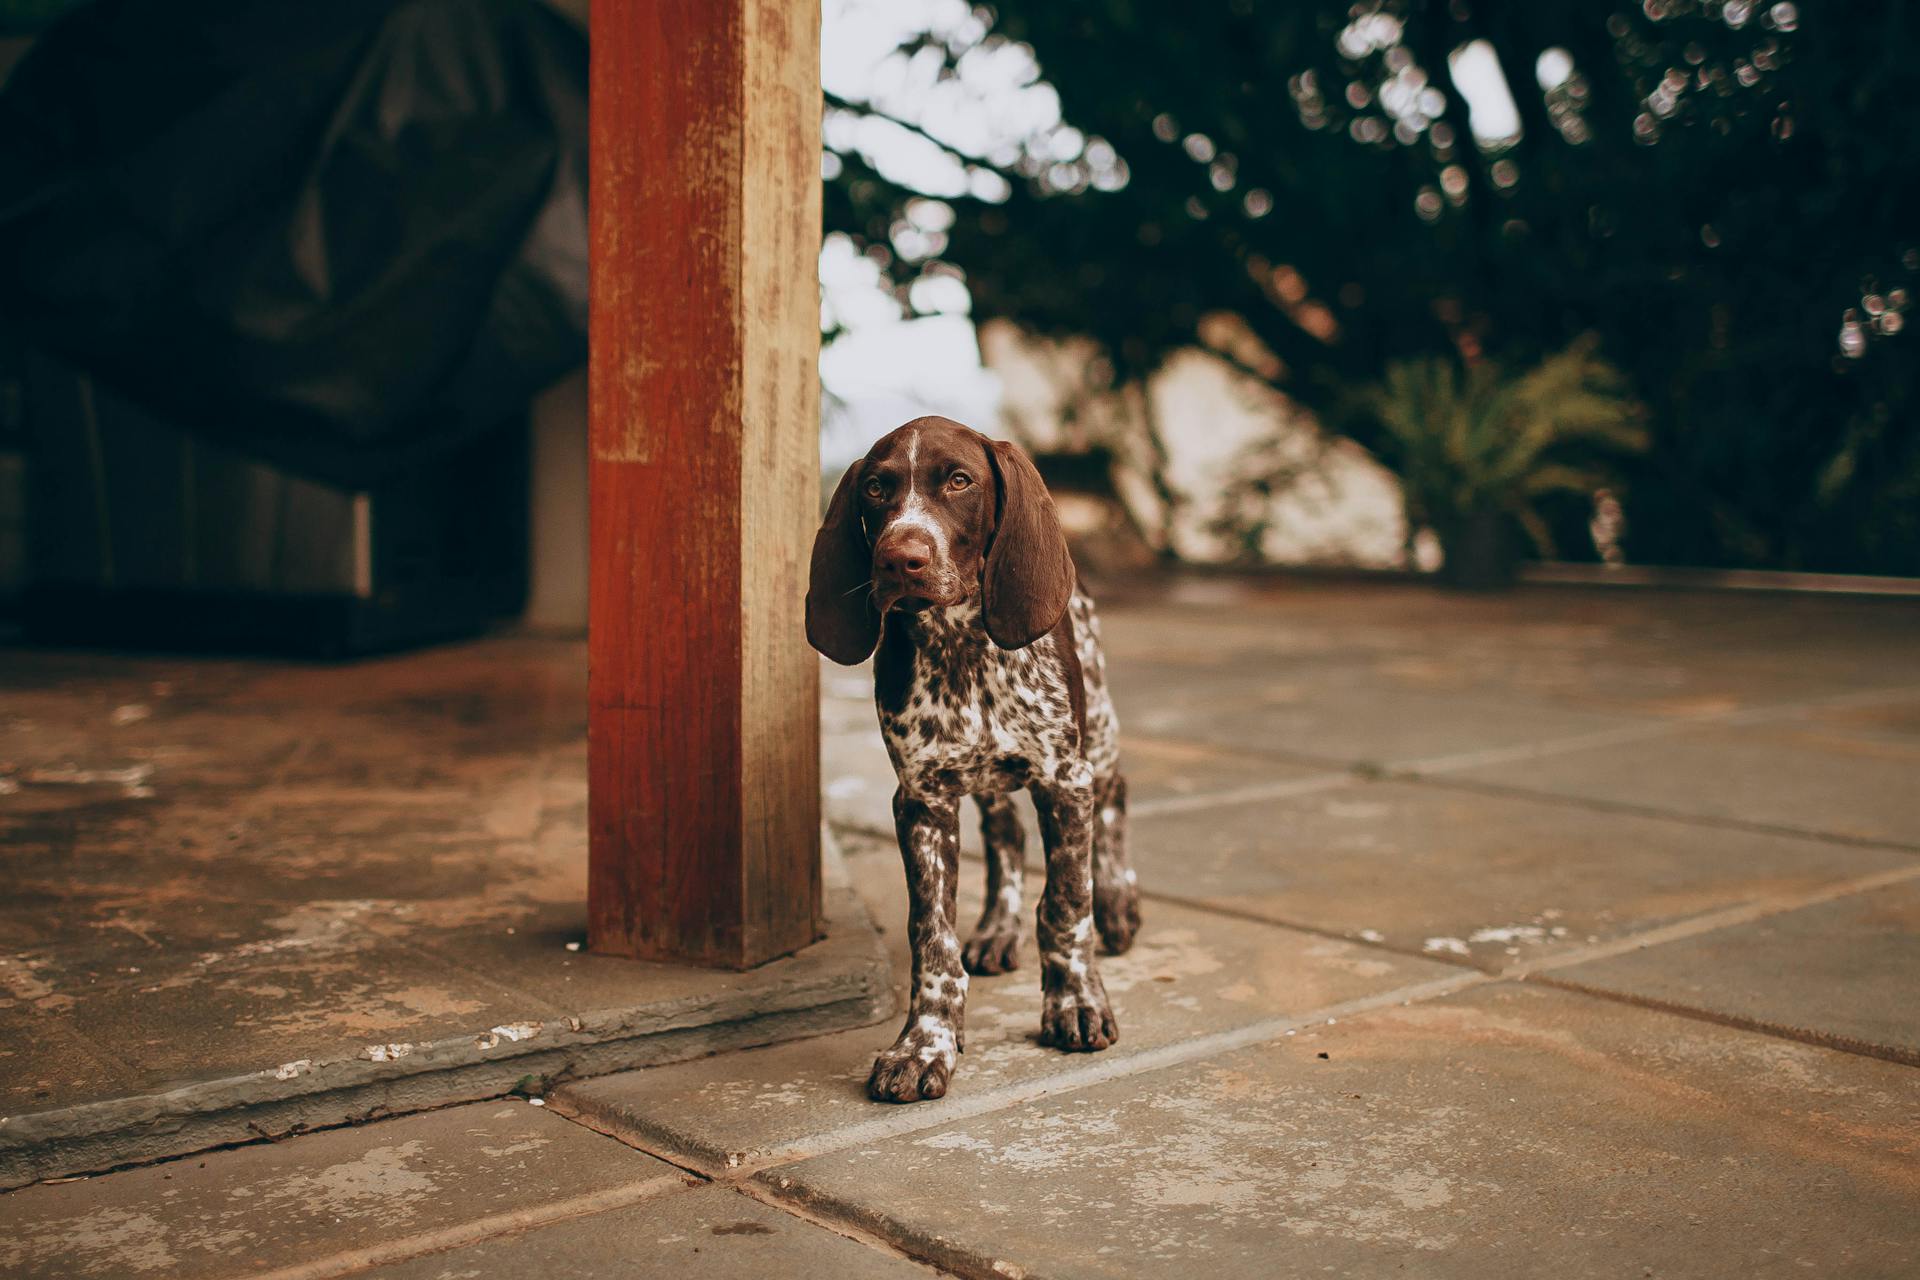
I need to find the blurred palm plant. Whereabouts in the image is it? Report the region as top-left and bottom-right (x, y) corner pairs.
(1359, 337), (1648, 587)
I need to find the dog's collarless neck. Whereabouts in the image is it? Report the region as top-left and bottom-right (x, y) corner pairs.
(899, 600), (985, 647)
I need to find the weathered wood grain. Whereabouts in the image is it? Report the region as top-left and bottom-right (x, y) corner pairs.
(588, 0), (822, 967)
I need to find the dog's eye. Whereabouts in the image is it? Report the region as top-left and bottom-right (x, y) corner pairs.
(947, 472), (973, 491)
(863, 477), (885, 499)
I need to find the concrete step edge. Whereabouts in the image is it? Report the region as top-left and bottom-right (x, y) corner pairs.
(0, 843), (895, 1190)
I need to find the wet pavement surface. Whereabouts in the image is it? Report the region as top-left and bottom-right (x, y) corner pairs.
(4, 578), (1918, 1276)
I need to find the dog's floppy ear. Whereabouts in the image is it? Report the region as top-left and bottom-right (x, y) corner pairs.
(806, 462), (881, 664)
(981, 436), (1075, 650)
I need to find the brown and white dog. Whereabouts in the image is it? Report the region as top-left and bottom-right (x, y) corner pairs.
(807, 415), (1140, 1103)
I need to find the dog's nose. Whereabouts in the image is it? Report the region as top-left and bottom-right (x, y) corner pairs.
(875, 532), (934, 579)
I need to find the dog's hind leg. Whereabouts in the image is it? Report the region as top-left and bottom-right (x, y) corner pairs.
(1091, 771), (1140, 954)
(962, 792), (1025, 975)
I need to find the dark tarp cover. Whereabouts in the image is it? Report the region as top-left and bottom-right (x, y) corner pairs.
(0, 0), (587, 487)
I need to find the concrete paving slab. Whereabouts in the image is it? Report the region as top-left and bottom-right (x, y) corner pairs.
(1127, 780), (1918, 968)
(0, 883), (891, 1191)
(0, 637), (894, 1188)
(42, 929), (554, 1098)
(1097, 582), (1920, 716)
(1120, 734), (1335, 808)
(0, 1007), (140, 1116)
(1450, 720), (1920, 847)
(1093, 588), (1920, 791)
(368, 882), (884, 1031)
(759, 984), (1920, 1279)
(0, 892), (387, 997)
(1798, 690), (1920, 745)
(0, 1099), (689, 1280)
(12, 578), (1920, 1273)
(359, 1183), (933, 1279)
(1115, 674), (1651, 770)
(556, 877), (1459, 1174)
(1548, 879), (1920, 1063)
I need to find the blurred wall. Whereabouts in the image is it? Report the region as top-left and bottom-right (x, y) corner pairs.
(0, 41), (29, 611)
(983, 322), (1412, 569)
(526, 369), (587, 633)
(521, 0), (588, 634)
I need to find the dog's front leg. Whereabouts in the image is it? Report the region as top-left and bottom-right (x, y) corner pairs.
(1031, 778), (1118, 1052)
(869, 788), (967, 1102)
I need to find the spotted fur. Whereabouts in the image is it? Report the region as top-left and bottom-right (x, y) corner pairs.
(807, 418), (1140, 1103)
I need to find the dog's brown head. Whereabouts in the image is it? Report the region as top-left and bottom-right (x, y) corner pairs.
(806, 416), (1074, 664)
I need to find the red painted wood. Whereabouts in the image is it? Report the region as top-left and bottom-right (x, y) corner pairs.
(587, 0), (822, 968)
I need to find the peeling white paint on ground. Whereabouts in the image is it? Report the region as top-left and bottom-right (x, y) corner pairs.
(255, 1140), (437, 1222)
(196, 901), (386, 970)
(1303, 940), (1397, 979)
(477, 1134), (552, 1158)
(0, 953), (75, 1012)
(470, 1020), (542, 1051)
(916, 1131), (995, 1154)
(0, 1205), (181, 1275)
(1466, 924), (1570, 945)
(1102, 927), (1224, 993)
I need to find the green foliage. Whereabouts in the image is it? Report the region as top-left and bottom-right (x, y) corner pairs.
(825, 1), (1920, 574)
(1361, 339), (1646, 556)
(0, 0), (90, 36)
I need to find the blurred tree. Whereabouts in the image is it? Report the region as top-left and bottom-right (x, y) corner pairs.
(823, 0), (1920, 574)
(1361, 337), (1647, 586)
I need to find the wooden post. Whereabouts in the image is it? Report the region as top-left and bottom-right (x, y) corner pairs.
(587, 0), (823, 967)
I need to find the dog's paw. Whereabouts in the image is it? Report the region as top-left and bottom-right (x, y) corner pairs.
(1039, 979), (1118, 1053)
(867, 1024), (959, 1103)
(962, 923), (1022, 975)
(1093, 876), (1141, 955)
